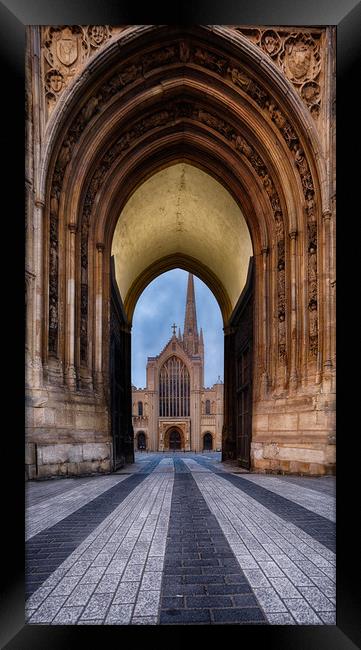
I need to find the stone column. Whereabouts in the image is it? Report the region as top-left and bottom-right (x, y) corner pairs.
(289, 230), (298, 390)
(94, 242), (105, 391)
(322, 209), (333, 380)
(65, 223), (77, 388)
(32, 199), (45, 387)
(261, 246), (269, 397)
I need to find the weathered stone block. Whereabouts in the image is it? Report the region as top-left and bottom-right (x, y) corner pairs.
(82, 443), (110, 462)
(68, 445), (84, 463)
(277, 446), (324, 463)
(67, 462), (79, 475)
(25, 442), (35, 465)
(263, 442), (280, 459)
(33, 407), (56, 427)
(38, 444), (71, 465)
(253, 414), (269, 431)
(268, 414), (298, 431)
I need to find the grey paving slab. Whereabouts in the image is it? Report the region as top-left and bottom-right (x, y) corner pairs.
(26, 475), (129, 539)
(27, 470), (174, 625)
(159, 461), (267, 626)
(189, 464), (336, 624)
(239, 474), (335, 521)
(26, 453), (336, 627)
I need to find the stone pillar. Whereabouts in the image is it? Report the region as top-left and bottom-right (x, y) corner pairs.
(289, 230), (298, 390)
(32, 199), (45, 387)
(322, 209), (333, 380)
(94, 242), (105, 391)
(65, 223), (77, 388)
(261, 246), (269, 397)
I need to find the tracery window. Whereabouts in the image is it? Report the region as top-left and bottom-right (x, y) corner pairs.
(205, 399), (211, 415)
(159, 356), (190, 417)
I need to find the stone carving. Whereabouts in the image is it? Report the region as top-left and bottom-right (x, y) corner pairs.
(261, 30), (281, 57)
(49, 38), (319, 362)
(281, 33), (321, 84)
(277, 240), (287, 363)
(78, 99), (287, 366)
(42, 25), (122, 117)
(180, 40), (190, 62)
(234, 27), (322, 119)
(143, 46), (177, 74)
(87, 25), (110, 49)
(80, 283), (88, 364)
(193, 47), (228, 74)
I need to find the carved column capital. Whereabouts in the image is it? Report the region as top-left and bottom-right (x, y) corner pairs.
(261, 246), (269, 256)
(34, 198), (45, 208)
(68, 223), (77, 233)
(96, 242), (105, 252)
(289, 230), (298, 240)
(322, 209), (332, 221)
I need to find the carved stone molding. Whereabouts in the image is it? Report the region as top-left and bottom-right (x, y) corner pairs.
(233, 27), (323, 120)
(47, 34), (319, 365)
(79, 99), (287, 365)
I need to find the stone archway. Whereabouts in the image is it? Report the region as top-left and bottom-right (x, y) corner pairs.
(136, 431), (146, 451)
(25, 25), (335, 479)
(164, 427), (185, 451)
(203, 432), (213, 451)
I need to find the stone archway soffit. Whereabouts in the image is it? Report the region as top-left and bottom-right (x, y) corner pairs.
(43, 25), (325, 213)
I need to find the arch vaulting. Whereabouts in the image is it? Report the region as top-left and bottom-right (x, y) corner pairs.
(25, 25), (336, 479)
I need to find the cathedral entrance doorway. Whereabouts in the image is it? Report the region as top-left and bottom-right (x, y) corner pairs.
(203, 432), (213, 451)
(169, 430), (182, 450)
(164, 427), (184, 451)
(137, 432), (146, 450)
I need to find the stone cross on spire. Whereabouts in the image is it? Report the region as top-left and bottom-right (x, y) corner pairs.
(182, 273), (199, 356)
(172, 323), (177, 336)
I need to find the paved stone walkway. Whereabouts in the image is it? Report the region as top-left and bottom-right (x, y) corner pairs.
(25, 453), (336, 625)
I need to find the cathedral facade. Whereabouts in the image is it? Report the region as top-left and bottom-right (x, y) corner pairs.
(132, 274), (223, 452)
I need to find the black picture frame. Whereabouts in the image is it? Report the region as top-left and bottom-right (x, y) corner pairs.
(1, 0), (359, 647)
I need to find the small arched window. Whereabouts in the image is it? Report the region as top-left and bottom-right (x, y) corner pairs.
(205, 399), (211, 415)
(138, 401), (143, 416)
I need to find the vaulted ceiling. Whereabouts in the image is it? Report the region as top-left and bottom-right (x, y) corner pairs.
(111, 162), (253, 318)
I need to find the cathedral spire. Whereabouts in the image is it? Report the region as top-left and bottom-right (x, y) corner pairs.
(183, 273), (199, 356)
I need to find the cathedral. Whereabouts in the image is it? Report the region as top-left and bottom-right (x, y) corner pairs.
(132, 274), (223, 452)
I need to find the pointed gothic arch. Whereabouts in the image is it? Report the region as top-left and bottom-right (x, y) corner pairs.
(26, 25), (335, 478)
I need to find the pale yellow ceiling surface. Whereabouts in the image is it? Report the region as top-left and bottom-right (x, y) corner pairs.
(111, 163), (253, 310)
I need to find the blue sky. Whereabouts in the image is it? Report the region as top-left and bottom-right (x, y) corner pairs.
(131, 269), (224, 388)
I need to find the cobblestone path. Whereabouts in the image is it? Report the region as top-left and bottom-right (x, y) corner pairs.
(25, 453), (336, 625)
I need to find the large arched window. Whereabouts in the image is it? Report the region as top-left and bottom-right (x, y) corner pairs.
(159, 356), (190, 417)
(205, 399), (211, 415)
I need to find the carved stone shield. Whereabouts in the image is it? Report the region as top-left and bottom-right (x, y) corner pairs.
(287, 42), (311, 79)
(56, 35), (78, 66)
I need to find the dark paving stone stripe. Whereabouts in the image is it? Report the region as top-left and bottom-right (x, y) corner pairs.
(25, 457), (162, 600)
(192, 457), (336, 553)
(159, 459), (267, 625)
(275, 475), (336, 497)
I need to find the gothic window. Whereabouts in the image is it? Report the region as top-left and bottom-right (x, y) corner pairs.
(138, 401), (143, 416)
(205, 399), (211, 415)
(159, 356), (190, 417)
